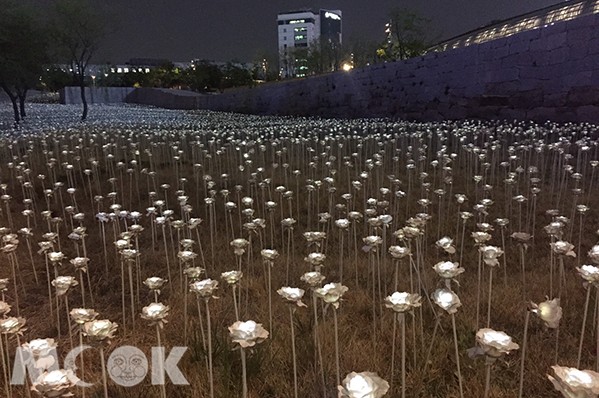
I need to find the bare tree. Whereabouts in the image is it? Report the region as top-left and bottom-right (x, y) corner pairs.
(52, 0), (108, 121)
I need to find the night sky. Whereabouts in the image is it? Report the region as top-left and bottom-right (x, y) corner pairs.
(91, 0), (563, 64)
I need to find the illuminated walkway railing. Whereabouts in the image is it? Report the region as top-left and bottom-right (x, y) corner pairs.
(430, 0), (599, 52)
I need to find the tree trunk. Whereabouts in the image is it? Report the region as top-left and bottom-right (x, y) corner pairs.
(79, 76), (88, 121)
(2, 85), (20, 124)
(17, 87), (28, 119)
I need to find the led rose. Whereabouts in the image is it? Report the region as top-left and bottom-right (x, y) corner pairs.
(552, 241), (576, 258)
(281, 218), (296, 229)
(47, 252), (65, 263)
(51, 276), (78, 296)
(303, 231), (327, 245)
(82, 319), (118, 342)
(261, 249), (279, 262)
(480, 246), (504, 267)
(335, 219), (350, 229)
(141, 302), (170, 328)
(189, 279), (219, 299)
(301, 271), (326, 288)
(183, 267), (204, 281)
(548, 365), (599, 398)
(530, 298), (562, 329)
(178, 250), (198, 263)
(511, 232), (532, 245)
(388, 245), (410, 259)
(230, 239), (250, 256)
(432, 288), (461, 314)
(0, 301), (10, 316)
(229, 320), (269, 348)
(305, 252), (326, 266)
(31, 369), (77, 397)
(544, 221), (564, 238)
(221, 270), (243, 285)
(23, 338), (57, 372)
(384, 292), (421, 313)
(278, 287), (307, 307)
(475, 328), (519, 359)
(69, 308), (98, 325)
(472, 232), (492, 245)
(144, 277), (168, 293)
(0, 278), (8, 291)
(69, 257), (89, 272)
(588, 245), (599, 265)
(436, 237), (456, 254)
(433, 261), (465, 279)
(314, 283), (348, 309)
(578, 265), (599, 286)
(338, 371), (390, 398)
(0, 316), (26, 335)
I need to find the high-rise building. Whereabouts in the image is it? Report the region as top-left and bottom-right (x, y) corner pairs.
(277, 9), (342, 78)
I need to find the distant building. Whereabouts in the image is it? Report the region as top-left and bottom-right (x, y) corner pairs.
(277, 9), (342, 78)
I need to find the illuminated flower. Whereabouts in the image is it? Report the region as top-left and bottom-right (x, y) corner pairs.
(31, 369), (77, 397)
(141, 302), (170, 328)
(305, 252), (326, 266)
(314, 283), (348, 309)
(82, 319), (118, 342)
(303, 231), (326, 245)
(300, 271), (325, 288)
(384, 292), (421, 313)
(436, 237), (456, 254)
(475, 328), (519, 359)
(0, 278), (8, 291)
(230, 238), (249, 256)
(588, 245), (599, 265)
(228, 320), (269, 348)
(511, 232), (532, 246)
(0, 316), (26, 335)
(480, 246), (504, 267)
(23, 338), (57, 372)
(388, 246), (410, 259)
(221, 270), (243, 285)
(0, 300), (10, 317)
(277, 287), (307, 307)
(51, 276), (78, 296)
(338, 371), (390, 398)
(432, 288), (461, 314)
(552, 241), (576, 258)
(576, 265), (599, 286)
(69, 308), (98, 325)
(183, 267), (204, 280)
(69, 257), (89, 272)
(177, 250), (198, 262)
(433, 261), (464, 279)
(471, 232), (492, 245)
(260, 249), (279, 262)
(47, 252), (65, 263)
(530, 298), (562, 329)
(143, 277), (167, 293)
(548, 365), (599, 398)
(189, 279), (219, 299)
(335, 219), (350, 229)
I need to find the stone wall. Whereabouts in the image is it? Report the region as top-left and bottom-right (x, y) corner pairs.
(127, 12), (599, 123)
(61, 87), (135, 105)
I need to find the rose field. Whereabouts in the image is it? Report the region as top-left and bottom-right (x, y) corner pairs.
(0, 104), (598, 397)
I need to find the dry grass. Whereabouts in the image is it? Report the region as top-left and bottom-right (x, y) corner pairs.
(0, 109), (598, 397)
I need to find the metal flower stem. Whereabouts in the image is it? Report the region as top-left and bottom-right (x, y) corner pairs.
(79, 271), (86, 307)
(205, 299), (214, 398)
(161, 224), (173, 287)
(311, 289), (326, 398)
(24, 238), (38, 284)
(475, 250), (482, 330)
(423, 318), (440, 372)
(400, 313), (406, 398)
(184, 275), (189, 345)
(333, 306), (341, 388)
(156, 325), (167, 398)
(232, 285), (240, 321)
(500, 227), (507, 287)
(483, 363), (492, 398)
(518, 310), (530, 398)
(64, 296), (74, 349)
(99, 346), (109, 398)
(267, 263), (273, 336)
(15, 334), (31, 398)
(79, 326), (86, 398)
(44, 255), (54, 322)
(120, 259), (126, 331)
(289, 306), (299, 398)
(195, 297), (207, 355)
(451, 313), (464, 398)
(0, 332), (10, 397)
(339, 231), (344, 283)
(596, 286), (599, 371)
(391, 311), (397, 382)
(577, 285), (592, 368)
(240, 347), (248, 398)
(487, 266), (493, 328)
(127, 260), (135, 329)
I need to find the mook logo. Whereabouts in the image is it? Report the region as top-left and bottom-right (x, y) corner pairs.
(11, 344), (189, 387)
